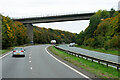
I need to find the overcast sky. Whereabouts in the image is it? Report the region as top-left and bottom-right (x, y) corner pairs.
(0, 0), (119, 33)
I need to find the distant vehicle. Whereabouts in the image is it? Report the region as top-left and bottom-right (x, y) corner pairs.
(51, 40), (56, 44)
(62, 42), (65, 44)
(72, 42), (75, 45)
(30, 41), (34, 44)
(69, 43), (74, 47)
(12, 47), (25, 57)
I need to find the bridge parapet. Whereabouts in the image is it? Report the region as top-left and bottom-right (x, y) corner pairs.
(13, 12), (95, 24)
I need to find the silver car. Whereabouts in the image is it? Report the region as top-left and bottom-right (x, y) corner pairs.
(69, 43), (74, 47)
(12, 47), (25, 57)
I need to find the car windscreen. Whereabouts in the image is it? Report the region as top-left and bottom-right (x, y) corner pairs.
(14, 48), (24, 51)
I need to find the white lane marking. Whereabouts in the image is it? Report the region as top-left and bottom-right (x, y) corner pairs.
(29, 61), (31, 63)
(45, 46), (91, 79)
(0, 51), (12, 59)
(29, 52), (31, 54)
(29, 54), (31, 56)
(30, 67), (32, 70)
(29, 57), (31, 59)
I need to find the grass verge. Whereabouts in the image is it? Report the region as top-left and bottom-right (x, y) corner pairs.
(0, 47), (13, 55)
(75, 45), (119, 56)
(48, 46), (120, 79)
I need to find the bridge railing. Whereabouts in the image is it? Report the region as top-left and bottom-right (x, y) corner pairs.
(11, 10), (98, 20)
(54, 46), (120, 71)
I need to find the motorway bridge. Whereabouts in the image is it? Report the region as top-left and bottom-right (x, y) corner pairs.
(12, 9), (120, 43)
(13, 12), (95, 44)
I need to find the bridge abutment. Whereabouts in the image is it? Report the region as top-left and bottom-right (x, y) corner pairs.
(24, 23), (34, 44)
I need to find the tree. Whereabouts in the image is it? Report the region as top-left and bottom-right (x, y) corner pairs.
(2, 16), (16, 48)
(100, 10), (110, 19)
(107, 35), (120, 49)
(110, 8), (115, 17)
(76, 31), (84, 45)
(83, 38), (95, 47)
(84, 14), (101, 40)
(94, 18), (111, 37)
(110, 13), (120, 35)
(113, 11), (119, 17)
(2, 15), (29, 49)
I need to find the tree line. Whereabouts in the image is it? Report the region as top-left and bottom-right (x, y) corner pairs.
(1, 14), (76, 49)
(2, 15), (30, 49)
(33, 26), (77, 44)
(76, 8), (120, 50)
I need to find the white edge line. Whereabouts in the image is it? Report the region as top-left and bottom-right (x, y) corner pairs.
(0, 51), (12, 59)
(30, 67), (32, 70)
(45, 46), (91, 79)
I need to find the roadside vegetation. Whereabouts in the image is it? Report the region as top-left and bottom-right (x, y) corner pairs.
(76, 8), (120, 55)
(2, 15), (30, 49)
(33, 26), (76, 44)
(1, 14), (76, 49)
(48, 46), (120, 79)
(0, 50), (10, 55)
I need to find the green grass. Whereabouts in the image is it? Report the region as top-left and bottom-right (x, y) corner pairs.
(0, 47), (13, 55)
(48, 46), (120, 79)
(0, 49), (10, 55)
(75, 45), (119, 56)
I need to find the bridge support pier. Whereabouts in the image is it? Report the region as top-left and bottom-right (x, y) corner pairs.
(24, 23), (34, 44)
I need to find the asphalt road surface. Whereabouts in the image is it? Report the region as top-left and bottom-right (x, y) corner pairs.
(57, 45), (119, 63)
(1, 45), (90, 79)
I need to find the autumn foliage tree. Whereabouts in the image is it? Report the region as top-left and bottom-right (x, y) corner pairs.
(33, 26), (77, 44)
(2, 16), (29, 49)
(77, 9), (120, 50)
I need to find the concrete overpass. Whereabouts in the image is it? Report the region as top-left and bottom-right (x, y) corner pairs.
(13, 13), (94, 24)
(13, 12), (95, 43)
